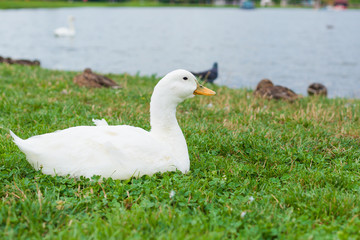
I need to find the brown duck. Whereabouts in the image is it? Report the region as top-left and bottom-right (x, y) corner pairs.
(0, 56), (40, 66)
(307, 83), (327, 97)
(73, 68), (121, 89)
(254, 79), (298, 101)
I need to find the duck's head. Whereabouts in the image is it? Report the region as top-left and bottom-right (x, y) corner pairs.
(153, 69), (216, 104)
(307, 83), (327, 96)
(256, 79), (274, 90)
(213, 62), (218, 69)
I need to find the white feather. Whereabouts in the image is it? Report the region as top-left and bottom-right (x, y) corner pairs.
(92, 119), (108, 126)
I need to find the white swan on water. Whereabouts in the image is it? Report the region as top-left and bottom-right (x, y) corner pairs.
(54, 16), (75, 37)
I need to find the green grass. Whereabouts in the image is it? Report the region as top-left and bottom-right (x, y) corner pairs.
(1, 0), (359, 9)
(1, 64), (360, 239)
(0, 0), (227, 9)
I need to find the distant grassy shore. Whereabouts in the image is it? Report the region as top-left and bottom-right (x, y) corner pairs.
(1, 0), (359, 10)
(1, 64), (360, 239)
(0, 0), (227, 9)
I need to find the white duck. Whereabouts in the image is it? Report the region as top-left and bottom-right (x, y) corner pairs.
(11, 70), (215, 180)
(54, 16), (75, 37)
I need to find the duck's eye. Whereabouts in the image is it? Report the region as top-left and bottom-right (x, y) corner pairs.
(183, 77), (188, 80)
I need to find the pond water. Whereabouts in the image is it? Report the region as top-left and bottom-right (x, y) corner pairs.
(0, 7), (359, 98)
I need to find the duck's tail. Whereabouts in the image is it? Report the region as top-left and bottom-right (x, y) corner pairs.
(10, 130), (23, 145)
(10, 130), (42, 170)
(10, 130), (32, 153)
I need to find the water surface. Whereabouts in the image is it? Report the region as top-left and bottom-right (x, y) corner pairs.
(0, 7), (359, 97)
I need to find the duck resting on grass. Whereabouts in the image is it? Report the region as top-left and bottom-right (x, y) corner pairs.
(73, 68), (121, 88)
(254, 78), (298, 101)
(307, 83), (327, 97)
(0, 56), (40, 66)
(11, 70), (216, 180)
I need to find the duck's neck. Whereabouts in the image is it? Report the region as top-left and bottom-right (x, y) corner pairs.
(149, 94), (189, 172)
(150, 96), (178, 133)
(68, 20), (75, 31)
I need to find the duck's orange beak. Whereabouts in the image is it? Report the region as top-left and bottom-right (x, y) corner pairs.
(194, 84), (216, 96)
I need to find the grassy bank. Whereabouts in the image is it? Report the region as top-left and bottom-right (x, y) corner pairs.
(1, 0), (359, 9)
(1, 64), (360, 239)
(0, 0), (225, 9)
(0, 0), (163, 9)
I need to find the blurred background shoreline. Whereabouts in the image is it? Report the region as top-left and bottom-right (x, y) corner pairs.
(1, 1), (359, 98)
(0, 0), (360, 9)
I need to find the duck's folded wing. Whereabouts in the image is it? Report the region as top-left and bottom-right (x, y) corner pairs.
(12, 125), (175, 179)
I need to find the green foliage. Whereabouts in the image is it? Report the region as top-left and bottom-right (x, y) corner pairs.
(1, 0), (360, 8)
(0, 0), (218, 9)
(1, 64), (360, 238)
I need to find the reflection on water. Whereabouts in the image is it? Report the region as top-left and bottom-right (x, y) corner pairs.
(0, 8), (359, 98)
